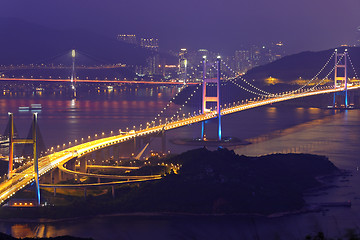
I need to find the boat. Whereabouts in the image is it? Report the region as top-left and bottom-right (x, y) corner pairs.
(18, 104), (42, 112)
(30, 104), (42, 109)
(18, 106), (30, 111)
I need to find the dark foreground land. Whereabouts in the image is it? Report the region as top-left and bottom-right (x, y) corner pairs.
(123, 148), (339, 214)
(0, 232), (92, 240)
(1, 148), (339, 219)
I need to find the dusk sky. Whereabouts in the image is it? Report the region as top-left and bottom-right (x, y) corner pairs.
(2, 0), (360, 54)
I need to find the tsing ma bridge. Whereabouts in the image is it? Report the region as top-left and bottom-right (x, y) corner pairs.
(0, 49), (359, 206)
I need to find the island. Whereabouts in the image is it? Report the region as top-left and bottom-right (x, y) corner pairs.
(0, 148), (340, 218)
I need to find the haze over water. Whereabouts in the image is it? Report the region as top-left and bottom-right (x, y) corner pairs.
(0, 86), (359, 239)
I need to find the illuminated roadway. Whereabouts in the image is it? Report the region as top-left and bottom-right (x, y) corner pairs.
(0, 77), (200, 85)
(0, 84), (359, 204)
(0, 64), (127, 71)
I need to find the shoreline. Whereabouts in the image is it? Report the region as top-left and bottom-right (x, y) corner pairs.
(0, 206), (323, 224)
(170, 137), (251, 147)
(0, 171), (344, 224)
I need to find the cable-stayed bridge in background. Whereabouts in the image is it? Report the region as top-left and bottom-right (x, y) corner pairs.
(0, 48), (359, 206)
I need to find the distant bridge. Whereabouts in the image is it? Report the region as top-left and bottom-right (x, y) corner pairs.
(0, 49), (359, 205)
(0, 77), (199, 85)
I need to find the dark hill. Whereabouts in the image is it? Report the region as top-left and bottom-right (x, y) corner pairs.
(0, 148), (340, 218)
(0, 18), (176, 65)
(244, 47), (360, 84)
(118, 148), (339, 215)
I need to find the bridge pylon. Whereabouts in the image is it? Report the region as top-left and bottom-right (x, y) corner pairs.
(201, 56), (222, 141)
(8, 113), (40, 206)
(70, 49), (77, 98)
(333, 49), (348, 108)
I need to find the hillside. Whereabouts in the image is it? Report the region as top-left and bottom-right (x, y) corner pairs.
(0, 18), (176, 65)
(119, 148), (339, 214)
(244, 47), (360, 85)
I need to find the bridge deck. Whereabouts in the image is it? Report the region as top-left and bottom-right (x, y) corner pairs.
(0, 85), (359, 204)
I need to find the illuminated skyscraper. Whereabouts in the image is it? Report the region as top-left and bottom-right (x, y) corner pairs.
(146, 55), (160, 75)
(140, 38), (159, 51)
(178, 49), (188, 82)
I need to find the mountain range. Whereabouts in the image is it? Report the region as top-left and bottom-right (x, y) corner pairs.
(0, 18), (175, 66)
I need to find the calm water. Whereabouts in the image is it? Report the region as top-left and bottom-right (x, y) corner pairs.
(0, 86), (359, 239)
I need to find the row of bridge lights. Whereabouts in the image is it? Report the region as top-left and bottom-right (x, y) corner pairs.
(5, 53), (358, 199)
(10, 90), (360, 163)
(10, 85), (342, 161)
(38, 94), (278, 153)
(40, 83), (349, 156)
(221, 50), (359, 97)
(0, 63), (124, 68)
(8, 84), (349, 183)
(41, 88), (307, 154)
(3, 76), (134, 81)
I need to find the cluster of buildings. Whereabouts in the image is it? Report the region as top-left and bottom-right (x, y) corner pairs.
(117, 34), (159, 51)
(176, 43), (286, 81)
(117, 34), (165, 77)
(117, 34), (286, 80)
(227, 42), (286, 74)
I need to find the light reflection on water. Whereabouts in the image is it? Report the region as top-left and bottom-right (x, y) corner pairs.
(0, 88), (360, 239)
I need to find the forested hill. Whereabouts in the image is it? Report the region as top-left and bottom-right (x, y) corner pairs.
(244, 46), (360, 85)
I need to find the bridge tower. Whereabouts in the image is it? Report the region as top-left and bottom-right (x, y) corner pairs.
(70, 49), (77, 98)
(201, 56), (222, 141)
(8, 113), (40, 205)
(333, 49), (348, 107)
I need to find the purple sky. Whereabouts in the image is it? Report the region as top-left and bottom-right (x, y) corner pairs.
(2, 0), (360, 54)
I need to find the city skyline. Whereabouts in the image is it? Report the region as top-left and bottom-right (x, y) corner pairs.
(1, 1), (360, 239)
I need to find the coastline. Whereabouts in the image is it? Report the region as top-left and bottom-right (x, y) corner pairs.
(0, 206), (323, 224)
(0, 170), (343, 224)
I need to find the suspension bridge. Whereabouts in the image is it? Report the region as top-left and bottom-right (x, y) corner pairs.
(0, 48), (359, 206)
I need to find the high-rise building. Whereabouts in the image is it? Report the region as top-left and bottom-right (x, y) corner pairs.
(232, 42), (285, 74)
(178, 49), (188, 81)
(135, 65), (145, 77)
(140, 38), (159, 51)
(117, 34), (137, 45)
(145, 55), (161, 76)
(234, 50), (251, 73)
